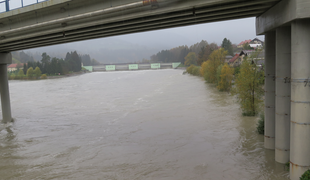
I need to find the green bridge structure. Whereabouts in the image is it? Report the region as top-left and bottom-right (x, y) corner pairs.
(83, 62), (181, 72)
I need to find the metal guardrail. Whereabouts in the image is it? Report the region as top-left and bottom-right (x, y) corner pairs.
(0, 0), (48, 13)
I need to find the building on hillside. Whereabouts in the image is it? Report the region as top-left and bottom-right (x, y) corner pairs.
(237, 39), (251, 49)
(224, 55), (233, 63)
(228, 50), (265, 67)
(249, 38), (264, 49)
(228, 54), (241, 67)
(237, 38), (264, 50)
(7, 63), (23, 72)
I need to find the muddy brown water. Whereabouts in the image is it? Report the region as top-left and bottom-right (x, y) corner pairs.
(0, 70), (289, 180)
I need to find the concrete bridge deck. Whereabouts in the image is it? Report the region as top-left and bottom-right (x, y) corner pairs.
(0, 0), (280, 52)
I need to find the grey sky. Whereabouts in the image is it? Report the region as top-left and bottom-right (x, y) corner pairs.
(114, 17), (264, 48)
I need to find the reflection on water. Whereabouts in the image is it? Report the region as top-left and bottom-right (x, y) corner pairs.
(0, 70), (289, 179)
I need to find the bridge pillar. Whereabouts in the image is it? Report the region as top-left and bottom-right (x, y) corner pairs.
(275, 26), (291, 164)
(0, 53), (12, 123)
(264, 32), (276, 150)
(290, 19), (310, 180)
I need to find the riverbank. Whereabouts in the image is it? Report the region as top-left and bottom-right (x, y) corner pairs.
(8, 71), (90, 80)
(46, 71), (90, 79)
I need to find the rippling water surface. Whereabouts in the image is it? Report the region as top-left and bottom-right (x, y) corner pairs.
(0, 70), (289, 180)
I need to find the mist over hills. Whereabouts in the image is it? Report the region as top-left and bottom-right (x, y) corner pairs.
(24, 31), (196, 64)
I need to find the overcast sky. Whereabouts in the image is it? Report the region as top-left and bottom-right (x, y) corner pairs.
(113, 17), (263, 47)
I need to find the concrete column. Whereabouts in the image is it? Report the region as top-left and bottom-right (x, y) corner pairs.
(275, 26), (291, 164)
(0, 53), (12, 123)
(264, 32), (276, 150)
(290, 19), (310, 180)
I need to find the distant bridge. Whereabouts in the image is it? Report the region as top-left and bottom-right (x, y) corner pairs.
(85, 62), (181, 72)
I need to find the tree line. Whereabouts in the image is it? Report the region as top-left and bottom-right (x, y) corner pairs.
(24, 51), (82, 75)
(184, 38), (264, 116)
(9, 51), (100, 80)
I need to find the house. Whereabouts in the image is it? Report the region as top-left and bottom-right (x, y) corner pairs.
(224, 55), (233, 63)
(228, 54), (240, 67)
(237, 38), (265, 49)
(228, 51), (248, 67)
(237, 39), (251, 49)
(228, 50), (265, 67)
(249, 38), (264, 48)
(7, 63), (23, 72)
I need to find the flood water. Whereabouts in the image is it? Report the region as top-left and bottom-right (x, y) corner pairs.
(0, 70), (289, 180)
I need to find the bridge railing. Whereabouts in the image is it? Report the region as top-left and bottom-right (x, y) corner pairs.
(0, 0), (48, 13)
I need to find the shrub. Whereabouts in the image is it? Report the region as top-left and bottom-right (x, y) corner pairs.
(9, 74), (16, 80)
(26, 67), (34, 78)
(234, 66), (240, 75)
(191, 66), (201, 76)
(257, 113), (264, 134)
(17, 69), (24, 79)
(34, 67), (42, 78)
(217, 63), (234, 91)
(40, 74), (47, 79)
(186, 65), (200, 76)
(300, 169), (310, 180)
(186, 65), (194, 74)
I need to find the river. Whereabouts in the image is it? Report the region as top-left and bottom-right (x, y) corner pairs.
(0, 69), (289, 180)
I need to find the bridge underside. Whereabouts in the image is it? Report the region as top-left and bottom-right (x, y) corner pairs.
(0, 0), (280, 52)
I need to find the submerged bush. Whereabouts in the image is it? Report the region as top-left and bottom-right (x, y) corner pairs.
(186, 65), (194, 74)
(186, 65), (200, 76)
(191, 66), (201, 76)
(256, 113), (264, 134)
(300, 170), (310, 180)
(40, 74), (47, 79)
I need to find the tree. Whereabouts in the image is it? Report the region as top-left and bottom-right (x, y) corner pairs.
(23, 63), (27, 75)
(232, 51), (264, 116)
(217, 63), (234, 91)
(81, 54), (91, 66)
(17, 69), (24, 78)
(26, 67), (34, 78)
(216, 64), (223, 85)
(184, 52), (197, 66)
(197, 43), (219, 66)
(197, 46), (205, 66)
(221, 38), (233, 56)
(201, 48), (227, 83)
(41, 53), (51, 74)
(34, 67), (42, 78)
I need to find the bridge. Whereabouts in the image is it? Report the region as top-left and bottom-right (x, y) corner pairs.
(85, 62), (181, 71)
(0, 0), (309, 179)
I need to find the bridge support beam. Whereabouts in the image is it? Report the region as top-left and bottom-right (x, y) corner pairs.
(290, 19), (310, 180)
(275, 26), (291, 164)
(0, 53), (12, 123)
(264, 32), (276, 150)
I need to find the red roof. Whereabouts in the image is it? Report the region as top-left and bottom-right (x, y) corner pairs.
(238, 39), (251, 46)
(229, 54), (240, 63)
(8, 63), (23, 68)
